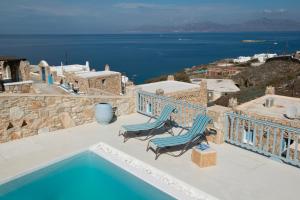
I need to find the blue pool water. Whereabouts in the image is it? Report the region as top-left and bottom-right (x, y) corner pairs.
(0, 152), (174, 200)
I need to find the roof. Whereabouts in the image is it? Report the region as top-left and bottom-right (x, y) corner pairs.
(39, 60), (49, 67)
(137, 80), (200, 94)
(75, 71), (120, 79)
(0, 56), (26, 61)
(191, 78), (240, 93)
(49, 64), (90, 76)
(237, 95), (300, 122)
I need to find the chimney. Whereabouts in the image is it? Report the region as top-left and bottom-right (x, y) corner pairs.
(85, 61), (90, 71)
(104, 64), (110, 71)
(167, 75), (175, 81)
(265, 86), (275, 95)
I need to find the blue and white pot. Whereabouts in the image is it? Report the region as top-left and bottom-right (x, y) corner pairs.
(95, 103), (113, 125)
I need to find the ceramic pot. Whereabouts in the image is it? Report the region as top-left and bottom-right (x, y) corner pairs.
(95, 103), (113, 125)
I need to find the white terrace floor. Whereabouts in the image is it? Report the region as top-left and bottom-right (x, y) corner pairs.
(0, 113), (299, 200)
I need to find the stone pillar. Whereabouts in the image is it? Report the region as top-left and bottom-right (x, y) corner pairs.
(19, 60), (31, 81)
(207, 105), (232, 144)
(265, 86), (275, 95)
(199, 80), (208, 106)
(167, 75), (175, 81)
(104, 64), (110, 71)
(0, 61), (4, 76)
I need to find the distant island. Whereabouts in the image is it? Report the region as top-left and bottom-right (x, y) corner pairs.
(132, 18), (300, 33)
(241, 40), (266, 43)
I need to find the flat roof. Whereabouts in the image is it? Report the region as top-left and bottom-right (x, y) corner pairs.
(50, 65), (90, 76)
(0, 56), (26, 61)
(191, 78), (240, 93)
(237, 95), (300, 122)
(75, 71), (120, 78)
(137, 80), (200, 94)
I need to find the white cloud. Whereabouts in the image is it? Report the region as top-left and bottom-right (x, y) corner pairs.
(17, 4), (92, 17)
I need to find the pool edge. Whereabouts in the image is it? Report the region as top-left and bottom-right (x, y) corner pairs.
(90, 142), (219, 200)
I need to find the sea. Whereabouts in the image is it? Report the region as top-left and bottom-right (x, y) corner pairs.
(0, 32), (300, 84)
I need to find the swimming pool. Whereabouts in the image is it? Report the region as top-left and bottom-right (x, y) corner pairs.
(0, 151), (174, 200)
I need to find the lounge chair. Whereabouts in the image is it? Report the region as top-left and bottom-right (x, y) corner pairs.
(119, 104), (176, 142)
(147, 114), (212, 159)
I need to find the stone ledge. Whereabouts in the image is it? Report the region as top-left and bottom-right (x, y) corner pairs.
(90, 142), (219, 200)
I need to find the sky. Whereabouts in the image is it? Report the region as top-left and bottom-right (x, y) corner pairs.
(0, 0), (299, 34)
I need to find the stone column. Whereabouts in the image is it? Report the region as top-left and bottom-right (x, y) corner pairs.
(207, 105), (232, 144)
(19, 60), (31, 81)
(199, 80), (208, 106)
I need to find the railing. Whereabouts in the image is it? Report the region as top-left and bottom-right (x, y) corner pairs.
(225, 112), (300, 167)
(136, 90), (206, 128)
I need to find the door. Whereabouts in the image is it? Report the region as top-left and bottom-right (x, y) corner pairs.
(41, 67), (46, 81)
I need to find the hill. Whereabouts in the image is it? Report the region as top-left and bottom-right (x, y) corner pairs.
(135, 18), (300, 33)
(215, 58), (300, 106)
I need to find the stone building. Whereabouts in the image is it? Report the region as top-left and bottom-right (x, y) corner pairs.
(190, 78), (240, 102)
(38, 60), (90, 84)
(235, 94), (300, 161)
(295, 51), (300, 60)
(0, 56), (31, 92)
(64, 64), (122, 95)
(136, 75), (208, 106)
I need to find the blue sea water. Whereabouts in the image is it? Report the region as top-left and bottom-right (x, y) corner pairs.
(0, 32), (300, 83)
(0, 152), (174, 200)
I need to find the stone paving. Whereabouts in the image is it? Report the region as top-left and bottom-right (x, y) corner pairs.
(0, 113), (299, 200)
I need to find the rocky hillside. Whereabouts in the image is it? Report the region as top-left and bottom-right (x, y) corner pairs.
(215, 58), (300, 106)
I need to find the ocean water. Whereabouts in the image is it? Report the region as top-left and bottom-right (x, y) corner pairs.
(0, 152), (174, 200)
(0, 32), (300, 83)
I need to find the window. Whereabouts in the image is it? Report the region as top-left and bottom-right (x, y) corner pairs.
(146, 103), (152, 114)
(242, 129), (254, 145)
(102, 79), (106, 86)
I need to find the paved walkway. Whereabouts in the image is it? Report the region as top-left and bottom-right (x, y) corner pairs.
(0, 113), (299, 200)
(32, 83), (68, 94)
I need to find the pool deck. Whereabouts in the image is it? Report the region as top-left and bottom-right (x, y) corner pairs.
(0, 113), (299, 200)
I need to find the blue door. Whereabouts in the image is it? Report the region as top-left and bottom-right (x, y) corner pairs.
(48, 74), (53, 85)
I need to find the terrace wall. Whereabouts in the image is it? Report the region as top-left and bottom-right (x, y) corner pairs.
(165, 81), (208, 106)
(0, 94), (135, 143)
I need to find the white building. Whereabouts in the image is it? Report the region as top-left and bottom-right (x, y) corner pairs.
(233, 53), (277, 64)
(233, 56), (252, 63)
(49, 61), (90, 77)
(252, 53), (277, 63)
(191, 78), (240, 102)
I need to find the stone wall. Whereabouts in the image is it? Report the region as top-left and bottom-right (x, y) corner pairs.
(4, 80), (34, 93)
(0, 94), (135, 143)
(166, 81), (208, 107)
(0, 59), (30, 82)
